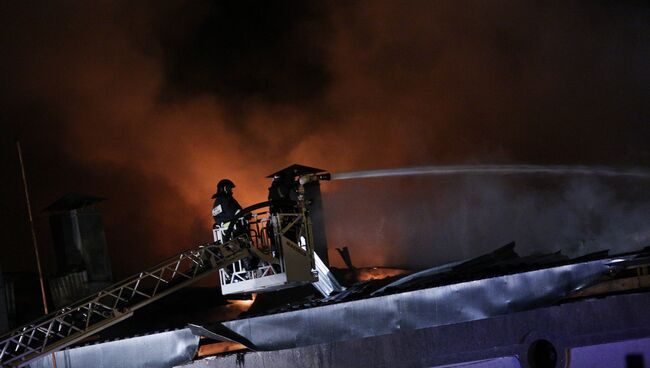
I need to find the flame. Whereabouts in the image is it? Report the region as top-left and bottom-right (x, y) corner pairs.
(355, 268), (408, 281)
(228, 293), (256, 311)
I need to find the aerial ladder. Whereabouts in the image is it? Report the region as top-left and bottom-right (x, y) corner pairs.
(0, 169), (342, 367)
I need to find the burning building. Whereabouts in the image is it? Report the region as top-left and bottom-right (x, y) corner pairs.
(1, 1), (649, 366)
(2, 165), (650, 368)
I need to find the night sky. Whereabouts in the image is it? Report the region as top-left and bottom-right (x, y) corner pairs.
(1, 1), (649, 279)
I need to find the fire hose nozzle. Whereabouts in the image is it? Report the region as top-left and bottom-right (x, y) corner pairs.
(317, 173), (331, 181)
(299, 173), (331, 185)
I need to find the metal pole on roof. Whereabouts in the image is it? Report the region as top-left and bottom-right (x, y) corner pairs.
(16, 140), (58, 367)
(16, 141), (48, 315)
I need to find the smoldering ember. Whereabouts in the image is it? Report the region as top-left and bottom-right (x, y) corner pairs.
(1, 2), (649, 368)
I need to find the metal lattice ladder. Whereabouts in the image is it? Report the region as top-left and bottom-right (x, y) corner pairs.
(0, 237), (253, 368)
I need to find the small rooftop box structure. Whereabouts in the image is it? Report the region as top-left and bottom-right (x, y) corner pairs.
(45, 194), (112, 282)
(45, 194), (113, 307)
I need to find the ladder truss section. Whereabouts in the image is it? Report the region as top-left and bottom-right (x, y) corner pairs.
(0, 237), (252, 368)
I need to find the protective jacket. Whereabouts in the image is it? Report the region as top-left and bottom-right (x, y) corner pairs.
(212, 193), (242, 225)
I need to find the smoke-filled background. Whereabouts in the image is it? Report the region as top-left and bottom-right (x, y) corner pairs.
(1, 1), (649, 277)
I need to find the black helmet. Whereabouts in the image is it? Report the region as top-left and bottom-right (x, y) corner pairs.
(213, 179), (235, 197)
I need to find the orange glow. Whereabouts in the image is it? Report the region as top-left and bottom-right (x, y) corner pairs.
(355, 267), (409, 281)
(6, 1), (576, 279)
(3, 1), (450, 278)
(227, 293), (256, 311)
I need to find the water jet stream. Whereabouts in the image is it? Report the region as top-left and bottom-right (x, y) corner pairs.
(330, 165), (650, 181)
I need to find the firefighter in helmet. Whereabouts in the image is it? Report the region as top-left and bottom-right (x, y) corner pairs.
(212, 179), (259, 270)
(267, 172), (300, 255)
(268, 172), (297, 214)
(211, 179), (242, 241)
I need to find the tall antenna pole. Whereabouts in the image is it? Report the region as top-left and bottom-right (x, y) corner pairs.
(16, 141), (49, 315)
(17, 141), (58, 367)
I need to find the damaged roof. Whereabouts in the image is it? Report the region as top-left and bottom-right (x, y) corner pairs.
(241, 241), (630, 318)
(30, 243), (650, 368)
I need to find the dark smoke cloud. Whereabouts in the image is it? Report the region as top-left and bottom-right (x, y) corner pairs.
(156, 1), (331, 106)
(1, 1), (649, 276)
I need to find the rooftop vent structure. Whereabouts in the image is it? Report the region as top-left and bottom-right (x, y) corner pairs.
(44, 194), (112, 307)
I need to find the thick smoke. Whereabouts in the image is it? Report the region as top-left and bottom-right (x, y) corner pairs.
(1, 1), (648, 276)
(324, 175), (650, 268)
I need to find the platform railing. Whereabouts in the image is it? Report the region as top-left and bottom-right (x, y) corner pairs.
(219, 210), (309, 291)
